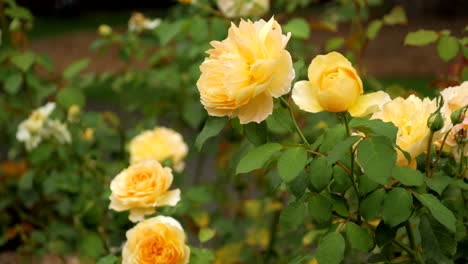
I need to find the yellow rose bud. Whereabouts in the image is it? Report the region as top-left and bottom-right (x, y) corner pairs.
(122, 216), (190, 264)
(292, 52), (390, 117)
(197, 17), (295, 124)
(98, 24), (112, 37)
(129, 127), (188, 172)
(81, 128), (94, 141)
(371, 95), (439, 168)
(109, 161), (180, 222)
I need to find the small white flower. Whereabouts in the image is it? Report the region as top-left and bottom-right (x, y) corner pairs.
(143, 18), (161, 30)
(45, 119), (72, 144)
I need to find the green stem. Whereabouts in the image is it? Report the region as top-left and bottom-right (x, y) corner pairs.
(280, 97), (310, 147)
(431, 130), (451, 178)
(404, 221), (425, 264)
(341, 114), (361, 223)
(425, 131), (435, 177)
(265, 208), (281, 264)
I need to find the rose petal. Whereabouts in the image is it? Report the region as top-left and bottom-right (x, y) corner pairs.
(156, 189), (181, 207)
(291, 80), (324, 113)
(236, 92), (273, 124)
(348, 91), (391, 117)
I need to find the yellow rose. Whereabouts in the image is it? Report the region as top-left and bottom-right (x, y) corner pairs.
(445, 116), (468, 162)
(371, 95), (438, 167)
(109, 161), (180, 222)
(217, 0), (270, 18)
(122, 216), (190, 264)
(129, 127), (188, 172)
(440, 81), (468, 114)
(197, 17), (294, 124)
(292, 52), (390, 116)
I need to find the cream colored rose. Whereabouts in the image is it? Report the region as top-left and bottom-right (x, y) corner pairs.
(440, 81), (468, 114)
(129, 127), (188, 172)
(122, 216), (190, 264)
(292, 52), (390, 116)
(371, 95), (438, 167)
(197, 17), (294, 124)
(217, 0), (270, 18)
(109, 161), (180, 222)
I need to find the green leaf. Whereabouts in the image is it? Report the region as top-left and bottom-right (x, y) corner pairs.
(319, 125), (346, 153)
(280, 201), (306, 229)
(327, 136), (360, 165)
(309, 156), (332, 192)
(198, 228), (216, 243)
(419, 214), (457, 263)
(315, 232), (345, 264)
(57, 87), (86, 108)
(381, 188), (413, 227)
(18, 170), (34, 190)
(96, 255), (118, 264)
(190, 247), (216, 264)
(182, 101), (205, 129)
(63, 58), (90, 79)
(382, 6), (407, 25)
(404, 30), (439, 46)
(325, 37), (345, 52)
(392, 166), (423, 186)
(29, 143), (54, 165)
(367, 20), (382, 40)
(236, 143), (282, 174)
(425, 173), (453, 195)
(361, 188), (385, 221)
(195, 117), (227, 151)
(80, 233), (104, 258)
(11, 52), (35, 72)
(416, 194), (456, 232)
(308, 194), (332, 223)
(345, 222), (373, 252)
(331, 165), (352, 193)
(283, 18), (310, 40)
(359, 174), (379, 195)
(156, 20), (185, 46)
(266, 107), (293, 134)
(290, 171), (308, 198)
(375, 221), (397, 247)
(437, 36), (460, 62)
(4, 72), (23, 94)
(245, 121), (267, 146)
(278, 147), (308, 183)
(5, 6), (32, 20)
(357, 137), (396, 185)
(350, 117), (398, 143)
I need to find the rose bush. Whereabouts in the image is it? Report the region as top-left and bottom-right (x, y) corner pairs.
(1, 0), (467, 264)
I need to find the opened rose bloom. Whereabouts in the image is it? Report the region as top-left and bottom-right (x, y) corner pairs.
(371, 95), (439, 168)
(122, 216), (190, 264)
(129, 127), (188, 172)
(217, 0), (270, 18)
(197, 17), (294, 124)
(292, 52), (390, 116)
(109, 161), (180, 222)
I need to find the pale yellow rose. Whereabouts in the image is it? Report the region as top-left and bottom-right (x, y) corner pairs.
(129, 127), (188, 172)
(122, 216), (190, 264)
(197, 17), (294, 124)
(440, 81), (468, 114)
(217, 0), (270, 18)
(371, 95), (438, 167)
(292, 52), (390, 116)
(109, 161), (180, 222)
(434, 82), (467, 151)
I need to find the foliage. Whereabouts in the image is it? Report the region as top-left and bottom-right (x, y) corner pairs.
(0, 0), (467, 264)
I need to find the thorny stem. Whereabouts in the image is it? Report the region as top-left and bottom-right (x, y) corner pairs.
(431, 129), (451, 178)
(425, 131), (435, 177)
(280, 97), (310, 147)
